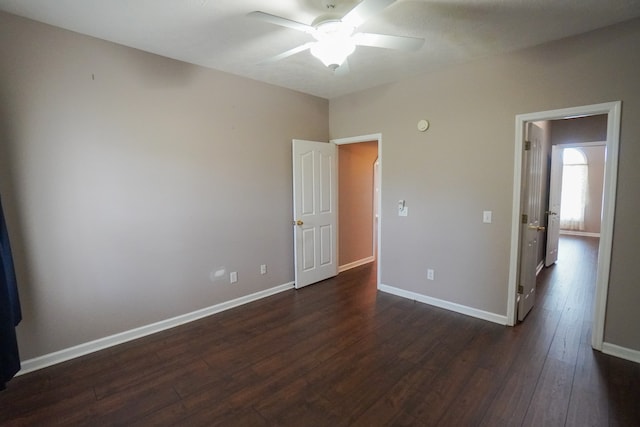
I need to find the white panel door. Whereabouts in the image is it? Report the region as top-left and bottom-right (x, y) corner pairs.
(546, 145), (563, 266)
(518, 123), (545, 321)
(292, 139), (337, 289)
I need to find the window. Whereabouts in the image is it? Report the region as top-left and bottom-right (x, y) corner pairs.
(560, 148), (588, 230)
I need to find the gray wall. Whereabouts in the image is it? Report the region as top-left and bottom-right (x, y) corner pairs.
(330, 19), (640, 351)
(0, 12), (329, 359)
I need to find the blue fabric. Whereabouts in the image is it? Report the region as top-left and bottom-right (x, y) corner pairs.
(0, 195), (21, 390)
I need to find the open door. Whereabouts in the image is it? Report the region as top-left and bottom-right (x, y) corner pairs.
(518, 123), (545, 321)
(545, 145), (562, 266)
(292, 139), (338, 289)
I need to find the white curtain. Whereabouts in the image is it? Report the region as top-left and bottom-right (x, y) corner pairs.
(560, 149), (588, 231)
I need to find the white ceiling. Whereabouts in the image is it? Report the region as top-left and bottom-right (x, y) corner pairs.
(1, 0), (639, 99)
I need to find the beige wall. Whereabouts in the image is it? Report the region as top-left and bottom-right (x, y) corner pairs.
(551, 115), (608, 145)
(338, 141), (378, 266)
(0, 12), (328, 359)
(330, 18), (640, 351)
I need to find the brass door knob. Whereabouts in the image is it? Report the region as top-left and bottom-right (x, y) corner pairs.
(294, 220), (303, 226)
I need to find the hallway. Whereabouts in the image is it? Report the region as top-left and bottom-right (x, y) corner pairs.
(510, 235), (625, 425)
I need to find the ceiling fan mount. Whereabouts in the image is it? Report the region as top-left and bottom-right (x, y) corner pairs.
(248, 0), (424, 73)
(311, 19), (354, 40)
(310, 16), (349, 29)
(316, 0), (361, 13)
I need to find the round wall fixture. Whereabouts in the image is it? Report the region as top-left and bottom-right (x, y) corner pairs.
(417, 119), (430, 132)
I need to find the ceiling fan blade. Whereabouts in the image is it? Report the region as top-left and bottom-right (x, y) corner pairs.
(260, 43), (313, 64)
(248, 11), (315, 34)
(342, 0), (396, 28)
(353, 32), (424, 51)
(334, 59), (350, 76)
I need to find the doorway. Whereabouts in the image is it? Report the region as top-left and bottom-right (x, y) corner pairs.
(507, 102), (621, 351)
(337, 141), (378, 272)
(332, 134), (382, 288)
(556, 143), (606, 237)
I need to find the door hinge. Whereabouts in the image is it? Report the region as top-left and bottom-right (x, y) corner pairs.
(524, 140), (531, 151)
(521, 214), (528, 224)
(518, 285), (524, 294)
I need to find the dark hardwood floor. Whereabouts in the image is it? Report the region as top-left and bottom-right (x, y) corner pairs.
(1, 236), (639, 426)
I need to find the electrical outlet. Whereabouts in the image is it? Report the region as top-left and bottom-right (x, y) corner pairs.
(427, 269), (435, 281)
(260, 264), (267, 275)
(230, 271), (238, 284)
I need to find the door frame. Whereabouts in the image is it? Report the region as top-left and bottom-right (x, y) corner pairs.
(544, 141), (606, 267)
(332, 133), (382, 289)
(506, 101), (621, 352)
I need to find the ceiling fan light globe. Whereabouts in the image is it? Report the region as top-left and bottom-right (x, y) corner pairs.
(310, 39), (356, 68)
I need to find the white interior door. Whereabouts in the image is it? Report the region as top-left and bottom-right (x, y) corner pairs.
(292, 139), (338, 289)
(518, 123), (544, 321)
(546, 145), (563, 266)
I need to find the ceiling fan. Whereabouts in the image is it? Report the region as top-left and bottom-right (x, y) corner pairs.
(248, 0), (425, 72)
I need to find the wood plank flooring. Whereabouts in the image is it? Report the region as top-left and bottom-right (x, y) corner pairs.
(1, 236), (639, 426)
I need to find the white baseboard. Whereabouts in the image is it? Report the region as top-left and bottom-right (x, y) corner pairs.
(338, 256), (375, 273)
(601, 342), (640, 364)
(536, 260), (544, 276)
(378, 283), (508, 325)
(18, 281), (295, 375)
(560, 230), (600, 238)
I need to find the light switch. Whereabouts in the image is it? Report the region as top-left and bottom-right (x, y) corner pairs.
(398, 200), (408, 217)
(483, 211), (492, 223)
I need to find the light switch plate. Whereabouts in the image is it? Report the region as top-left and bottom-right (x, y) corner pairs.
(483, 211), (492, 223)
